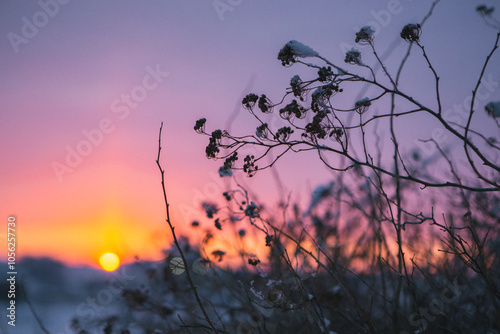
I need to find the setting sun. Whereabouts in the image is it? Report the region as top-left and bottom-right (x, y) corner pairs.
(99, 252), (120, 272)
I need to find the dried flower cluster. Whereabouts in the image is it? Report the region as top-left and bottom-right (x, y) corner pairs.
(400, 23), (422, 43)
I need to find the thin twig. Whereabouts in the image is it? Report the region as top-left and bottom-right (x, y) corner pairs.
(156, 122), (219, 333)
(20, 283), (51, 334)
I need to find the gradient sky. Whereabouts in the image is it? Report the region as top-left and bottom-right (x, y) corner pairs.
(1, 1), (498, 268)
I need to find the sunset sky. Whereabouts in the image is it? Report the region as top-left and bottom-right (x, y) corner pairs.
(1, 1), (498, 269)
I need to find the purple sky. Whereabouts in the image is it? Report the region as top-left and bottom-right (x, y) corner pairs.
(0, 0), (498, 266)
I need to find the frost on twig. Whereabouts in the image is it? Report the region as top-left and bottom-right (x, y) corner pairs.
(354, 97), (371, 114)
(278, 40), (319, 66)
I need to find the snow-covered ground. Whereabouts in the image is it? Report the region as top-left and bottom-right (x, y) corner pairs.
(0, 258), (143, 334)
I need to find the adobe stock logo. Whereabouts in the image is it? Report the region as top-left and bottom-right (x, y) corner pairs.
(400, 278), (466, 334)
(7, 0), (72, 54)
(212, 0), (244, 21)
(51, 64), (169, 182)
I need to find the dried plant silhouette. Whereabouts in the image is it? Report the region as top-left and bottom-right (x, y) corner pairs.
(72, 3), (499, 334)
